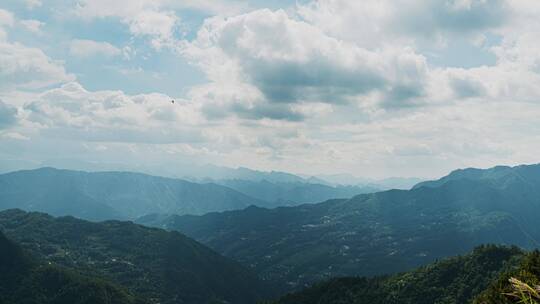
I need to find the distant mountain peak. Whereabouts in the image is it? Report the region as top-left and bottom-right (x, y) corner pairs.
(0, 168), (263, 221)
(414, 163), (540, 190)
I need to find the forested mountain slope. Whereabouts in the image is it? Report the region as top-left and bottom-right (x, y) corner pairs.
(0, 209), (271, 304)
(269, 245), (523, 304)
(0, 230), (147, 304)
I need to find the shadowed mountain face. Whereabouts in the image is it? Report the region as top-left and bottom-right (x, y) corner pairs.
(0, 167), (264, 221)
(0, 229), (29, 280)
(0, 230), (147, 304)
(138, 163), (540, 288)
(270, 245), (524, 304)
(0, 209), (272, 304)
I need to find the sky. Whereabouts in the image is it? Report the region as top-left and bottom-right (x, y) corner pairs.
(0, 0), (539, 179)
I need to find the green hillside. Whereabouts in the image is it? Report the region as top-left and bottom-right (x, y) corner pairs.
(268, 245), (524, 304)
(0, 209), (272, 304)
(0, 230), (146, 304)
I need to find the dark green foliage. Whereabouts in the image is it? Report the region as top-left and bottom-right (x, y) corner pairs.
(0, 231), (144, 304)
(0, 210), (272, 304)
(269, 245), (523, 304)
(0, 167), (263, 220)
(0, 231), (32, 293)
(474, 250), (540, 304)
(143, 164), (540, 288)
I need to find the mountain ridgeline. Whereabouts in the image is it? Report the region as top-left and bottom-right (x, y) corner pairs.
(138, 163), (540, 288)
(0, 209), (272, 304)
(0, 167), (379, 221)
(214, 179), (379, 208)
(0, 167), (264, 221)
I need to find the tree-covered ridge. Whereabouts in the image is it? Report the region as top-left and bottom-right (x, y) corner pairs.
(0, 231), (146, 304)
(140, 164), (540, 287)
(268, 245), (523, 304)
(0, 209), (272, 304)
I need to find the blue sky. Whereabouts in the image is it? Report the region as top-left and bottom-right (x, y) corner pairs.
(0, 0), (313, 96)
(1, 0), (540, 179)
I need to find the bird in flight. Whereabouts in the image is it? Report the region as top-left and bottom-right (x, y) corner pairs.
(171, 99), (175, 104)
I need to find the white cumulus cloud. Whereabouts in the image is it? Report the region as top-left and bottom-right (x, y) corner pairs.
(0, 41), (74, 90)
(182, 9), (431, 121)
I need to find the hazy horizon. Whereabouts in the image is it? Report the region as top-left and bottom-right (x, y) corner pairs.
(2, 160), (539, 188)
(0, 161), (427, 183)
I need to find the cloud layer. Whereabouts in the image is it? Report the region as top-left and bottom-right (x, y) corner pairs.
(1, 0), (540, 178)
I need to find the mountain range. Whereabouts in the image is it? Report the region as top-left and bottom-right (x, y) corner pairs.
(2, 163), (540, 303)
(213, 179), (379, 207)
(0, 167), (383, 220)
(183, 165), (422, 190)
(0, 167), (263, 221)
(314, 174), (423, 189)
(138, 163), (540, 288)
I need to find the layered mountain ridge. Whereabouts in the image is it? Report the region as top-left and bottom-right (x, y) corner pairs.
(138, 163), (540, 288)
(0, 167), (263, 220)
(0, 167), (381, 220)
